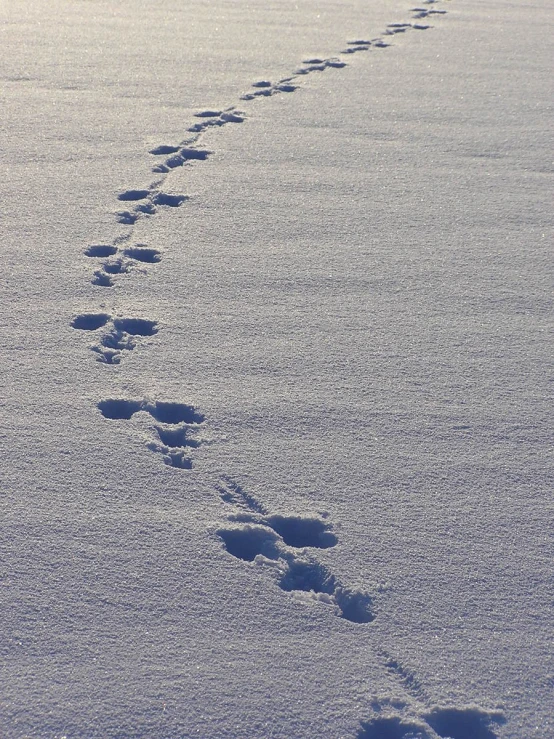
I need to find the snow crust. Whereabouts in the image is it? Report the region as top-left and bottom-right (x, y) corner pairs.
(0, 0), (552, 737)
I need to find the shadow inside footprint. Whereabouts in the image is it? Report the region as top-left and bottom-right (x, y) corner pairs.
(358, 717), (429, 739)
(85, 245), (117, 258)
(102, 259), (130, 275)
(218, 525), (280, 562)
(265, 515), (337, 549)
(98, 399), (143, 419)
(113, 318), (157, 336)
(150, 145), (180, 155)
(423, 707), (506, 739)
(162, 450), (193, 469)
(334, 588), (374, 624)
(155, 425), (200, 448)
(124, 246), (161, 263)
(147, 401), (204, 425)
(152, 192), (187, 207)
(279, 558), (335, 594)
(71, 313), (110, 330)
(118, 189), (150, 201)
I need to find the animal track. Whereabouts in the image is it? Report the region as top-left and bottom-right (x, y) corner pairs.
(115, 189), (187, 224)
(423, 707), (506, 739)
(85, 244), (117, 258)
(72, 313), (157, 363)
(71, 312), (110, 331)
(98, 398), (205, 468)
(357, 706), (506, 739)
(216, 478), (373, 623)
(296, 57), (347, 74)
(80, 0), (447, 300)
(358, 652), (506, 739)
(123, 246), (161, 263)
(117, 189), (150, 202)
(84, 242), (161, 288)
(412, 7), (447, 19)
(358, 716), (429, 739)
(152, 147), (212, 173)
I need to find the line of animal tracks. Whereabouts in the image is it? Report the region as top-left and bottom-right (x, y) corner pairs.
(71, 2), (506, 736)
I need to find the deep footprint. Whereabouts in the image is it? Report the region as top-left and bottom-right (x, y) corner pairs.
(85, 244), (117, 258)
(92, 318), (158, 364)
(263, 514), (338, 549)
(118, 189), (150, 201)
(423, 707), (506, 739)
(97, 399), (205, 468)
(217, 481), (373, 625)
(124, 246), (161, 263)
(357, 717), (430, 739)
(71, 313), (111, 331)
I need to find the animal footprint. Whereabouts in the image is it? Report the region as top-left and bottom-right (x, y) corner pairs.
(187, 107), (246, 133)
(342, 40), (372, 54)
(123, 246), (161, 263)
(358, 716), (429, 739)
(85, 242), (161, 286)
(97, 398), (205, 468)
(422, 707), (506, 739)
(296, 57), (347, 74)
(357, 706), (505, 739)
(115, 187), (187, 224)
(216, 478), (373, 623)
(152, 147), (212, 173)
(72, 313), (157, 364)
(85, 244), (117, 258)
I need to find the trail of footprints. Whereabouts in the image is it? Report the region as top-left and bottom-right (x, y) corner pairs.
(73, 3), (448, 359)
(72, 3), (504, 734)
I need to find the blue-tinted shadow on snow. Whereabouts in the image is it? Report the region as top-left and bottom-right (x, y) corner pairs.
(98, 399), (204, 425)
(124, 246), (161, 263)
(264, 514), (338, 549)
(423, 707), (506, 739)
(358, 716), (429, 739)
(71, 313), (111, 331)
(85, 244), (117, 258)
(97, 398), (205, 470)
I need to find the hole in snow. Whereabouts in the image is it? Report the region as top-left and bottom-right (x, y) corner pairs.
(71, 313), (110, 331)
(265, 515), (337, 549)
(85, 244), (117, 258)
(423, 707), (506, 739)
(218, 525), (280, 562)
(98, 399), (143, 420)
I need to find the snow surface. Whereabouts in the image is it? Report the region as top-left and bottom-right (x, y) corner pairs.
(1, 0), (552, 737)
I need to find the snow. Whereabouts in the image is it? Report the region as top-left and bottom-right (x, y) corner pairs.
(0, 0), (552, 737)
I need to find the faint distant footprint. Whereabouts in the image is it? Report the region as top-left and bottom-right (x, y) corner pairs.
(115, 188), (188, 226)
(97, 398), (205, 469)
(216, 477), (373, 623)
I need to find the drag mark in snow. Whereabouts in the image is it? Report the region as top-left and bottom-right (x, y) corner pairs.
(381, 651), (431, 704)
(216, 478), (373, 623)
(97, 398), (205, 468)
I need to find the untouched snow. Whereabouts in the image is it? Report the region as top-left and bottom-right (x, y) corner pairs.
(0, 0), (552, 737)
